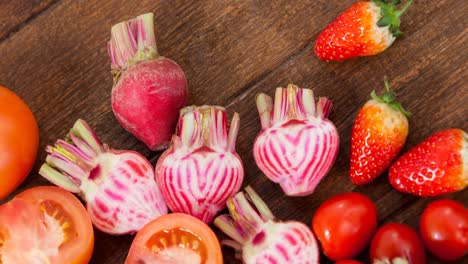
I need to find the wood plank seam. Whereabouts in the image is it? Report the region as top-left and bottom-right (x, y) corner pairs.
(0, 0), (59, 44)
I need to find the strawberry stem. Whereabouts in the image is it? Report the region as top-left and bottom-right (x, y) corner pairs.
(396, 0), (414, 17)
(375, 0), (414, 36)
(371, 78), (411, 117)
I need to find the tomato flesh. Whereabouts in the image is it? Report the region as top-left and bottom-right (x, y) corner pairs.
(420, 199), (468, 261)
(146, 228), (207, 263)
(126, 213), (222, 264)
(0, 186), (93, 264)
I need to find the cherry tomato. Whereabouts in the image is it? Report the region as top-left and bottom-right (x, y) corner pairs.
(335, 260), (363, 264)
(126, 213), (223, 264)
(0, 186), (94, 263)
(312, 192), (377, 261)
(420, 199), (468, 261)
(370, 223), (425, 264)
(0, 86), (39, 199)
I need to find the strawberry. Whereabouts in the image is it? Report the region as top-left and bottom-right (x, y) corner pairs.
(389, 129), (468, 197)
(314, 0), (413, 61)
(350, 78), (410, 185)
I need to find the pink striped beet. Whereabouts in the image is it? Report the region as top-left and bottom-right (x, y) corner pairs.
(39, 119), (167, 234)
(253, 84), (340, 196)
(155, 105), (244, 223)
(214, 186), (319, 264)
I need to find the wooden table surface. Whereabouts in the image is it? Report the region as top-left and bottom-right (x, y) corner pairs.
(1, 0), (466, 263)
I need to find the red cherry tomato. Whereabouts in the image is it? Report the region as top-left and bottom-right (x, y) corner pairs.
(312, 192), (377, 260)
(335, 260), (363, 264)
(370, 223), (425, 264)
(420, 199), (468, 261)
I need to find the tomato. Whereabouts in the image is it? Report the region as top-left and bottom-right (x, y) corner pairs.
(0, 186), (94, 263)
(335, 260), (363, 264)
(126, 213), (223, 264)
(370, 223), (425, 264)
(0, 86), (39, 199)
(312, 192), (377, 261)
(419, 199), (468, 261)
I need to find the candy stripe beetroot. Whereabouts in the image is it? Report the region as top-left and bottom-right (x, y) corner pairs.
(215, 187), (319, 264)
(253, 85), (339, 196)
(39, 119), (167, 234)
(156, 106), (244, 223)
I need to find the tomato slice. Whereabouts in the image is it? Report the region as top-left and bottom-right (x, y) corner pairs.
(126, 213), (223, 264)
(0, 186), (94, 264)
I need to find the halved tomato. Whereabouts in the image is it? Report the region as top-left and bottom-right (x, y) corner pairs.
(0, 186), (94, 264)
(126, 213), (223, 264)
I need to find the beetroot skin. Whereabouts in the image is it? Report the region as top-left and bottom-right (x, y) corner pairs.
(112, 58), (188, 150)
(108, 13), (188, 150)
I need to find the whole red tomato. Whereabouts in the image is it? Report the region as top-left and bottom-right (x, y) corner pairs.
(0, 86), (39, 199)
(370, 223), (426, 264)
(420, 199), (468, 261)
(312, 192), (377, 261)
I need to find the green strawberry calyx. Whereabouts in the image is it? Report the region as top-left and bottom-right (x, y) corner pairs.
(374, 0), (414, 37)
(371, 77), (411, 117)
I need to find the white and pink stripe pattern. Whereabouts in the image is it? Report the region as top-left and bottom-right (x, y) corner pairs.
(214, 187), (319, 264)
(156, 106), (244, 223)
(39, 119), (168, 235)
(254, 85), (339, 196)
(243, 221), (319, 264)
(83, 151), (168, 234)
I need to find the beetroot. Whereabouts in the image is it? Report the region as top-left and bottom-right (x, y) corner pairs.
(39, 119), (168, 234)
(253, 84), (339, 196)
(155, 105), (244, 223)
(108, 13), (188, 151)
(214, 186), (319, 264)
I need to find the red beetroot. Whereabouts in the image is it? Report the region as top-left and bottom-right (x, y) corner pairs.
(39, 119), (168, 234)
(108, 13), (188, 151)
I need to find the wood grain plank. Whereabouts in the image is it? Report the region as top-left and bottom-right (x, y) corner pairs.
(0, 0), (56, 40)
(0, 0), (466, 263)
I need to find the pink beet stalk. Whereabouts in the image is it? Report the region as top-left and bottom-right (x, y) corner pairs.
(253, 84), (339, 196)
(155, 105), (244, 223)
(39, 119), (167, 234)
(214, 186), (319, 264)
(108, 13), (188, 151)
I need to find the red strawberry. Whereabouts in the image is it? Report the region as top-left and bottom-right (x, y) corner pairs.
(350, 78), (410, 185)
(389, 129), (468, 197)
(314, 0), (413, 61)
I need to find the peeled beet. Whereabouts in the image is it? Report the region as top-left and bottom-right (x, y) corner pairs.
(108, 13), (188, 150)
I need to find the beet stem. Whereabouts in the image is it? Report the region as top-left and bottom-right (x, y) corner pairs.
(108, 13), (158, 72)
(255, 93), (273, 129)
(178, 106), (233, 152)
(227, 112), (240, 153)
